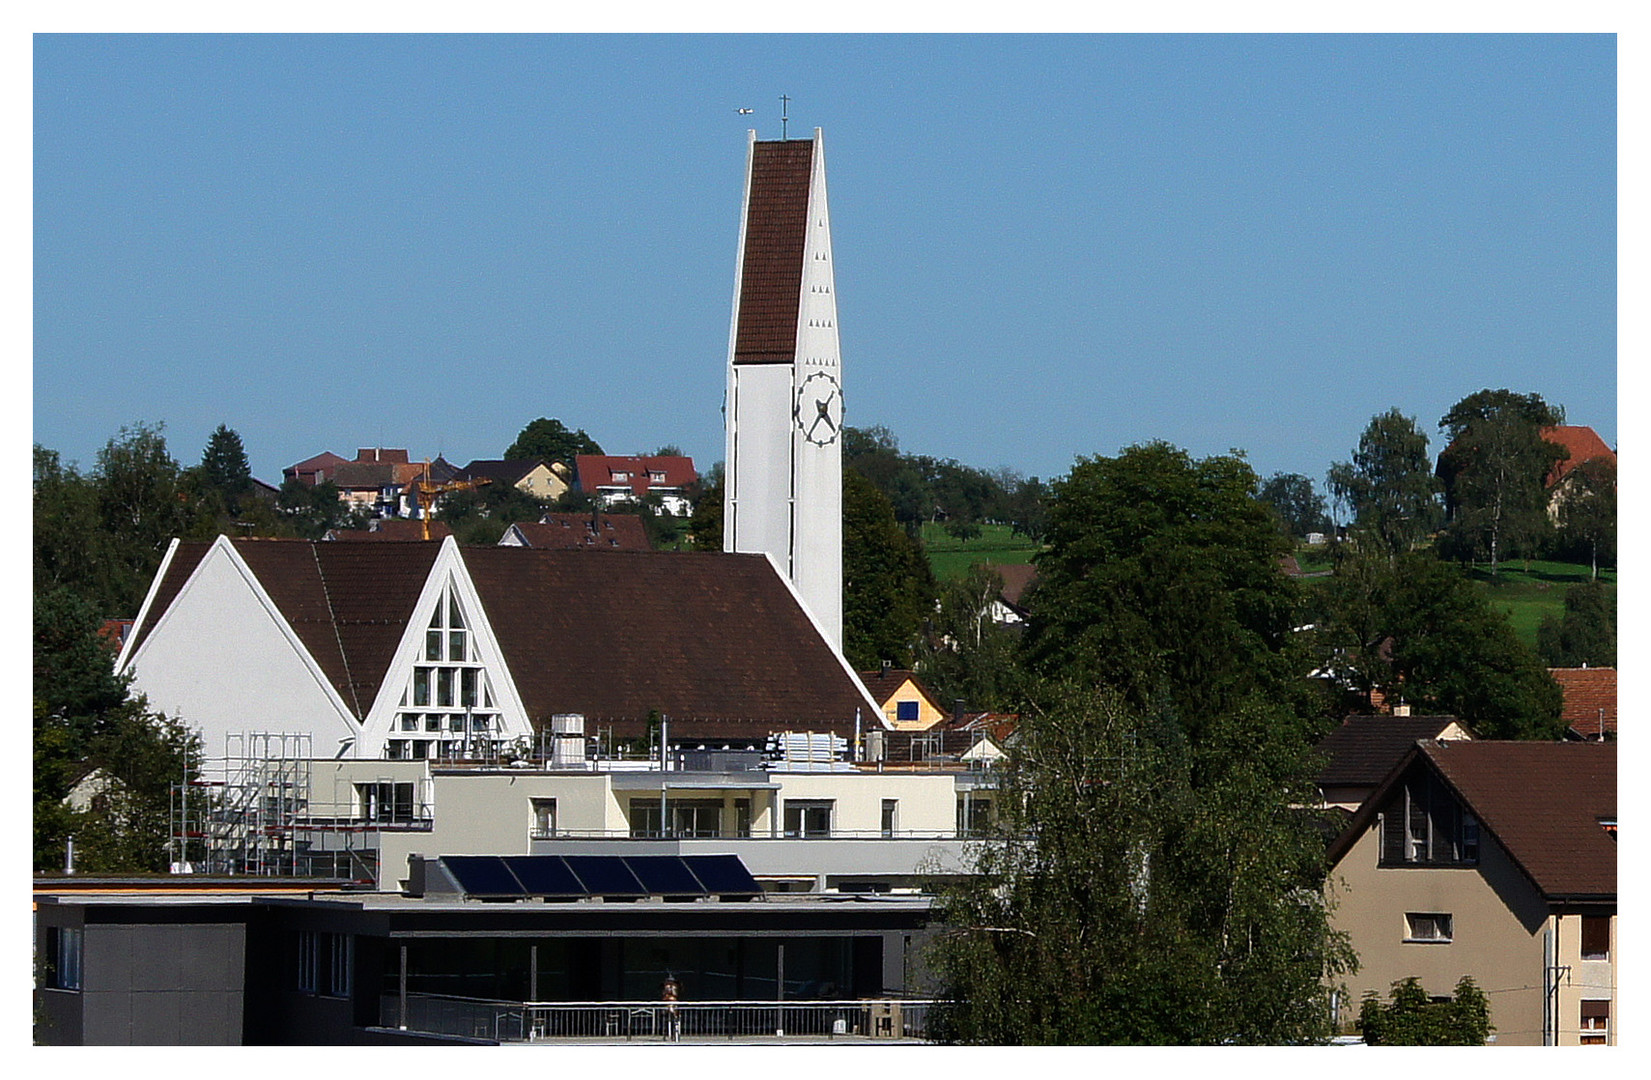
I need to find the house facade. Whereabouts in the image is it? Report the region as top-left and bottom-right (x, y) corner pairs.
(574, 455), (697, 515)
(1326, 741), (1615, 1045)
(858, 667), (947, 731)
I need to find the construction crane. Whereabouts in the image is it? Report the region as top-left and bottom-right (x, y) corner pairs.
(410, 462), (492, 540)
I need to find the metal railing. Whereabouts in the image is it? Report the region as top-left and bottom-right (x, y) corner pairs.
(380, 993), (932, 1042)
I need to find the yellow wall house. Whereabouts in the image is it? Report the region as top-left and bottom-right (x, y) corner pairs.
(1325, 740), (1616, 1045)
(858, 667), (946, 731)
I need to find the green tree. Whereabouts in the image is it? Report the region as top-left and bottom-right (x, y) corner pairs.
(1258, 472), (1331, 539)
(686, 466), (724, 551)
(435, 481), (550, 545)
(1315, 553), (1564, 738)
(503, 417), (603, 470)
(1436, 390), (1566, 575)
(1327, 409), (1442, 557)
(1357, 976), (1492, 1045)
(197, 423), (253, 514)
(843, 468), (936, 670)
(275, 478), (354, 540)
(1025, 442), (1306, 728)
(912, 564), (1026, 713)
(1537, 580), (1615, 669)
(928, 681), (1353, 1044)
(33, 446), (116, 612)
(1554, 456), (1616, 580)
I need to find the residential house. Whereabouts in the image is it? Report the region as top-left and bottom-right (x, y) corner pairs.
(1314, 714), (1472, 812)
(987, 563), (1037, 626)
(116, 537), (883, 762)
(283, 451), (348, 487)
(575, 455), (697, 516)
(456, 459), (571, 503)
(858, 666), (946, 731)
(1541, 425), (1616, 521)
(1326, 740), (1615, 1045)
(499, 513), (651, 551)
(1550, 666), (1616, 741)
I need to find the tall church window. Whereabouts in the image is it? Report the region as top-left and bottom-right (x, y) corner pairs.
(394, 583), (500, 760)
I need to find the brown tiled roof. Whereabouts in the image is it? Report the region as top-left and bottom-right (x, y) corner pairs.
(993, 563), (1039, 608)
(1315, 715), (1467, 789)
(732, 138), (813, 365)
(129, 539), (443, 719)
(459, 459), (547, 486)
(1330, 741), (1616, 900)
(353, 448), (410, 465)
(855, 668), (941, 711)
(507, 514), (651, 551)
(283, 451), (347, 484)
(574, 455), (697, 500)
(329, 461), (397, 491)
(1550, 667), (1616, 739)
(462, 548), (870, 737)
(1541, 425), (1615, 487)
(327, 521), (453, 542)
(131, 541), (872, 739)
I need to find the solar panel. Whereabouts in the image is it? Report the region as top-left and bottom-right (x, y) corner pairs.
(500, 855), (585, 898)
(682, 854), (762, 897)
(442, 855), (524, 897)
(622, 855), (707, 897)
(563, 855), (647, 896)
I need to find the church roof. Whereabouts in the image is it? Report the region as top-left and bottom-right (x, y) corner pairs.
(732, 138), (814, 365)
(129, 539), (873, 737)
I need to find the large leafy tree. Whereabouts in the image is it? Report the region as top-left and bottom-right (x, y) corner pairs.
(1024, 441), (1307, 728)
(1554, 456), (1616, 580)
(1314, 552), (1564, 738)
(1327, 409), (1442, 557)
(928, 681), (1353, 1044)
(842, 468), (935, 670)
(1537, 580), (1615, 669)
(1258, 472), (1331, 539)
(503, 417), (603, 471)
(1435, 389), (1566, 575)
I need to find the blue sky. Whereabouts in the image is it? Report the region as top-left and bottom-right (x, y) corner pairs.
(33, 34), (1616, 493)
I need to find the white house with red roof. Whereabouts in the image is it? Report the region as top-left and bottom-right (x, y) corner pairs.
(574, 454), (696, 515)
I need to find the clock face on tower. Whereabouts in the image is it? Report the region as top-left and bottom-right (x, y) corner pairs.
(795, 371), (842, 446)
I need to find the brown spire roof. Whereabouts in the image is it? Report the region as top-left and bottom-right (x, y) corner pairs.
(732, 138), (814, 365)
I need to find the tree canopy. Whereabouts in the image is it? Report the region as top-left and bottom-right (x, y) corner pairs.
(503, 417), (603, 470)
(1435, 389), (1566, 574)
(1258, 471), (1331, 539)
(1537, 579), (1615, 669)
(842, 468), (935, 671)
(1024, 441), (1306, 729)
(927, 681), (1353, 1044)
(1314, 552), (1564, 738)
(1357, 977), (1492, 1045)
(1554, 456), (1616, 579)
(1326, 408), (1442, 557)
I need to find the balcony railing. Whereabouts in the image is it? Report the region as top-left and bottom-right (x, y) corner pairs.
(379, 993), (933, 1043)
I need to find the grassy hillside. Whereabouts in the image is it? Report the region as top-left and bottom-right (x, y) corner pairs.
(1470, 560), (1615, 652)
(921, 522), (1042, 581)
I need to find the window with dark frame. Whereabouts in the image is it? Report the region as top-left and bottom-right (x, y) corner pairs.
(896, 700), (920, 723)
(1404, 912), (1453, 943)
(783, 800), (833, 838)
(1581, 915), (1611, 960)
(1581, 1000), (1610, 1044)
(1380, 772), (1477, 866)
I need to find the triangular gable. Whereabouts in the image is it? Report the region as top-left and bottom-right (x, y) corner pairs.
(358, 537), (535, 757)
(118, 536), (362, 752)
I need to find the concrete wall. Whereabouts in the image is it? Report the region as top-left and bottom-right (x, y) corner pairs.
(1329, 817), (1551, 1044)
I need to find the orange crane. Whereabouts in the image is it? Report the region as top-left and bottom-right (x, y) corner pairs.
(410, 462), (492, 540)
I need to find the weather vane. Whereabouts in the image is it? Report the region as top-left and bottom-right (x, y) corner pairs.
(780, 94), (791, 139)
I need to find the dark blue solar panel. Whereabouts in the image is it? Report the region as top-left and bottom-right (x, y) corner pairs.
(442, 855), (524, 897)
(682, 854), (761, 896)
(623, 855), (707, 896)
(563, 855), (646, 896)
(501, 856), (585, 897)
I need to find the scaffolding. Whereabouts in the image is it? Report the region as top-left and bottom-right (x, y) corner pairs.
(170, 732), (431, 883)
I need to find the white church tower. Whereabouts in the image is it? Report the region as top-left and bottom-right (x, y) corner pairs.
(724, 128), (844, 652)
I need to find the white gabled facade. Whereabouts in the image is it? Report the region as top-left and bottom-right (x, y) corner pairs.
(358, 537), (535, 760)
(118, 536), (362, 757)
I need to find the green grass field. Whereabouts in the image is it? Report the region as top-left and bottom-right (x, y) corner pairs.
(921, 522), (1042, 581)
(1469, 560), (1615, 651)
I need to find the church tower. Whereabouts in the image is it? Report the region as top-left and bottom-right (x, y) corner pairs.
(724, 128), (844, 652)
